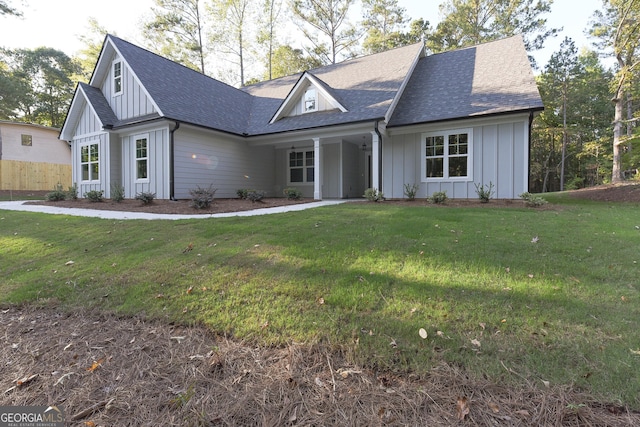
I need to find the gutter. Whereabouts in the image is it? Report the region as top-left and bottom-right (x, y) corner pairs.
(169, 121), (180, 200)
(375, 121), (383, 191)
(528, 111), (534, 193)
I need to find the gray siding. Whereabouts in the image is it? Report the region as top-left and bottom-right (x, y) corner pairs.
(74, 103), (102, 136)
(384, 115), (529, 199)
(121, 128), (169, 199)
(71, 133), (110, 197)
(101, 53), (156, 120)
(174, 128), (275, 199)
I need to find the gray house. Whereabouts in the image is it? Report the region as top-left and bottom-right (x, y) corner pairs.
(59, 34), (543, 200)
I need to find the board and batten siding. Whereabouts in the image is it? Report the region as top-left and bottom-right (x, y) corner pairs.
(384, 115), (530, 199)
(101, 53), (156, 120)
(173, 127), (276, 199)
(71, 132), (110, 197)
(121, 128), (169, 199)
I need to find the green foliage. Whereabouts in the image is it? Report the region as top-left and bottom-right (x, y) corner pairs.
(265, 45), (323, 80)
(111, 183), (125, 202)
(428, 191), (448, 204)
(283, 187), (303, 200)
(237, 189), (249, 199)
(190, 185), (217, 209)
(403, 183), (418, 200)
(84, 190), (104, 202)
(474, 182), (495, 203)
(45, 183), (66, 201)
(246, 189), (266, 202)
(66, 183), (78, 200)
(363, 187), (384, 202)
(361, 0), (409, 54)
(519, 192), (548, 207)
(135, 191), (156, 205)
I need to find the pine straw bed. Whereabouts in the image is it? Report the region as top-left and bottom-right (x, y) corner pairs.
(1, 307), (638, 426)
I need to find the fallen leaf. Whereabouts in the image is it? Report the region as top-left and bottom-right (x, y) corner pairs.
(260, 321), (269, 330)
(531, 236), (539, 243)
(170, 336), (186, 343)
(471, 339), (481, 347)
(156, 293), (165, 299)
(419, 328), (428, 339)
(437, 330), (444, 337)
(84, 421), (96, 427)
(315, 377), (324, 387)
(456, 396), (470, 420)
(479, 323), (486, 330)
(528, 274), (534, 278)
(317, 297), (325, 305)
(182, 242), (193, 253)
(515, 410), (530, 417)
(87, 358), (105, 372)
(630, 348), (640, 355)
(488, 402), (500, 413)
(65, 260), (75, 266)
(186, 286), (193, 295)
(15, 374), (38, 386)
(541, 380), (550, 387)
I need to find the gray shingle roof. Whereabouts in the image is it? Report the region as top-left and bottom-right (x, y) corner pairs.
(388, 35), (543, 127)
(79, 82), (118, 127)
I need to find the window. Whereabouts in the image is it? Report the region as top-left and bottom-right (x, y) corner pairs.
(21, 134), (32, 146)
(423, 129), (471, 180)
(303, 87), (317, 113)
(135, 136), (148, 180)
(289, 149), (314, 183)
(113, 60), (122, 95)
(80, 142), (99, 182)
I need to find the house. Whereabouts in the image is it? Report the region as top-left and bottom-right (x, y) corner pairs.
(0, 121), (71, 191)
(59, 34), (543, 200)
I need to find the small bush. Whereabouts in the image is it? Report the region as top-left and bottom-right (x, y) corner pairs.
(283, 187), (303, 200)
(363, 188), (384, 202)
(519, 192), (548, 207)
(190, 185), (217, 209)
(84, 190), (104, 202)
(403, 183), (418, 201)
(135, 191), (156, 205)
(474, 182), (495, 203)
(428, 191), (448, 204)
(46, 183), (67, 201)
(67, 183), (78, 200)
(246, 189), (266, 203)
(237, 189), (249, 199)
(111, 183), (125, 202)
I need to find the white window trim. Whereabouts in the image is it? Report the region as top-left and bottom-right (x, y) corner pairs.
(287, 148), (315, 185)
(421, 128), (473, 182)
(79, 140), (101, 183)
(112, 59), (123, 96)
(134, 133), (150, 183)
(302, 87), (317, 113)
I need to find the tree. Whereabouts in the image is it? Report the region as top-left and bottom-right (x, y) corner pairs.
(267, 45), (322, 79)
(75, 18), (111, 81)
(143, 0), (207, 74)
(428, 0), (559, 58)
(291, 0), (361, 64)
(0, 0), (21, 16)
(361, 0), (409, 54)
(590, 0), (640, 183)
(257, 0), (284, 80)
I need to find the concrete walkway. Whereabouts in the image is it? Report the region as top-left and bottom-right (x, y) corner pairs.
(0, 200), (348, 220)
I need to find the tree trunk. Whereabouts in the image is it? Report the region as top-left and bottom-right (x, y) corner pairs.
(612, 90), (624, 184)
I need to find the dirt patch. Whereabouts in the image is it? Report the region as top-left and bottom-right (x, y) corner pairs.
(566, 183), (640, 203)
(1, 307), (637, 426)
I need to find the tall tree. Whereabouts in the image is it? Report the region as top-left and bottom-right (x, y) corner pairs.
(291, 0), (361, 64)
(75, 18), (111, 81)
(268, 45), (322, 79)
(428, 0), (559, 58)
(0, 0), (21, 16)
(143, 0), (207, 74)
(257, 0), (284, 80)
(590, 0), (640, 183)
(361, 0), (409, 54)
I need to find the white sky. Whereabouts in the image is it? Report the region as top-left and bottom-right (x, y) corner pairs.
(0, 0), (605, 69)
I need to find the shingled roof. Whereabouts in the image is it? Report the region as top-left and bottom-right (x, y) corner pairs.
(388, 35), (543, 127)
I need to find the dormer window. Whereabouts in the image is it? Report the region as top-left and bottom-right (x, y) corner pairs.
(303, 87), (317, 113)
(113, 60), (122, 95)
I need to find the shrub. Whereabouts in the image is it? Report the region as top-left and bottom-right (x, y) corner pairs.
(474, 182), (495, 203)
(403, 183), (418, 201)
(283, 187), (303, 200)
(519, 192), (548, 207)
(190, 185), (217, 209)
(363, 188), (384, 202)
(111, 183), (125, 202)
(246, 189), (266, 203)
(428, 191), (448, 204)
(46, 183), (67, 201)
(237, 189), (249, 199)
(135, 191), (156, 205)
(84, 190), (104, 202)
(67, 183), (78, 200)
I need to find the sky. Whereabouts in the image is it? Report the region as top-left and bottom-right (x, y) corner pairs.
(0, 0), (606, 70)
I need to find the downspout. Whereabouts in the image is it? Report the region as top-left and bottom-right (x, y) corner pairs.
(169, 121), (180, 200)
(375, 121), (383, 191)
(527, 111), (533, 193)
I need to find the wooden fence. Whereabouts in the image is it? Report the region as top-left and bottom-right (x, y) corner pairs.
(0, 160), (72, 191)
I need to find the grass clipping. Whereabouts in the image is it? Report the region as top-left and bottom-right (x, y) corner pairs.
(1, 307), (637, 426)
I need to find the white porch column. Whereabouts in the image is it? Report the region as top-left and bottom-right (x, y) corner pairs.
(313, 137), (322, 200)
(370, 131), (381, 191)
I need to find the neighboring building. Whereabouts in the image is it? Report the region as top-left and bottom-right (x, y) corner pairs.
(59, 34), (543, 200)
(0, 121), (71, 191)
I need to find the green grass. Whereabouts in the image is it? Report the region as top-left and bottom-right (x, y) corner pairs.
(1, 198), (639, 408)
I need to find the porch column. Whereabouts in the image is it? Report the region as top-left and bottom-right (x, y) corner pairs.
(370, 131), (381, 191)
(313, 138), (322, 200)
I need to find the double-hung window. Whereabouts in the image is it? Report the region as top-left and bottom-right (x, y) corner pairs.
(289, 149), (314, 183)
(80, 142), (100, 182)
(113, 60), (123, 95)
(303, 87), (317, 113)
(423, 129), (472, 180)
(135, 135), (148, 181)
